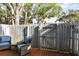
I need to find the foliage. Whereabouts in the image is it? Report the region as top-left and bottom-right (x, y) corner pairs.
(22, 3), (33, 24)
(31, 3), (62, 23)
(0, 6), (4, 17)
(59, 10), (79, 23)
(0, 5), (6, 23)
(0, 3), (63, 24)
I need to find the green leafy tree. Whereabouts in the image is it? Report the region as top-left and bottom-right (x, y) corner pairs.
(22, 3), (33, 24)
(3, 3), (23, 25)
(0, 3), (20, 25)
(58, 10), (79, 23)
(0, 4), (6, 24)
(0, 3), (62, 24)
(31, 3), (62, 23)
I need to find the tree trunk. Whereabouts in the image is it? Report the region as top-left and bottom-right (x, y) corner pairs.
(7, 3), (15, 25)
(12, 18), (15, 25)
(15, 3), (20, 25)
(24, 12), (28, 24)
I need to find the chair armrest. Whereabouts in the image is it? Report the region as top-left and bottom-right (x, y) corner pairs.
(20, 44), (31, 50)
(20, 44), (30, 48)
(27, 44), (31, 50)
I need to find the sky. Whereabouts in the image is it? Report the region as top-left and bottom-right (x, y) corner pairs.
(58, 3), (79, 11)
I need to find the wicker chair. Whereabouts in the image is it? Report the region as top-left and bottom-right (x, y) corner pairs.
(16, 36), (32, 56)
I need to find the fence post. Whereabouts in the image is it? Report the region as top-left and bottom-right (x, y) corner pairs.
(71, 24), (74, 54)
(32, 25), (39, 48)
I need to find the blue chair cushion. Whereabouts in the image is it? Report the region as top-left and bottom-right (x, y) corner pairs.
(0, 42), (10, 50)
(0, 42), (10, 46)
(1, 36), (11, 42)
(24, 36), (32, 44)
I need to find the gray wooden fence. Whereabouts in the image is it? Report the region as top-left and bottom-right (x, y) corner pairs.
(32, 23), (79, 55)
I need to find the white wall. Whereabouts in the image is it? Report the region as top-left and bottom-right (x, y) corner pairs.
(2, 24), (10, 36)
